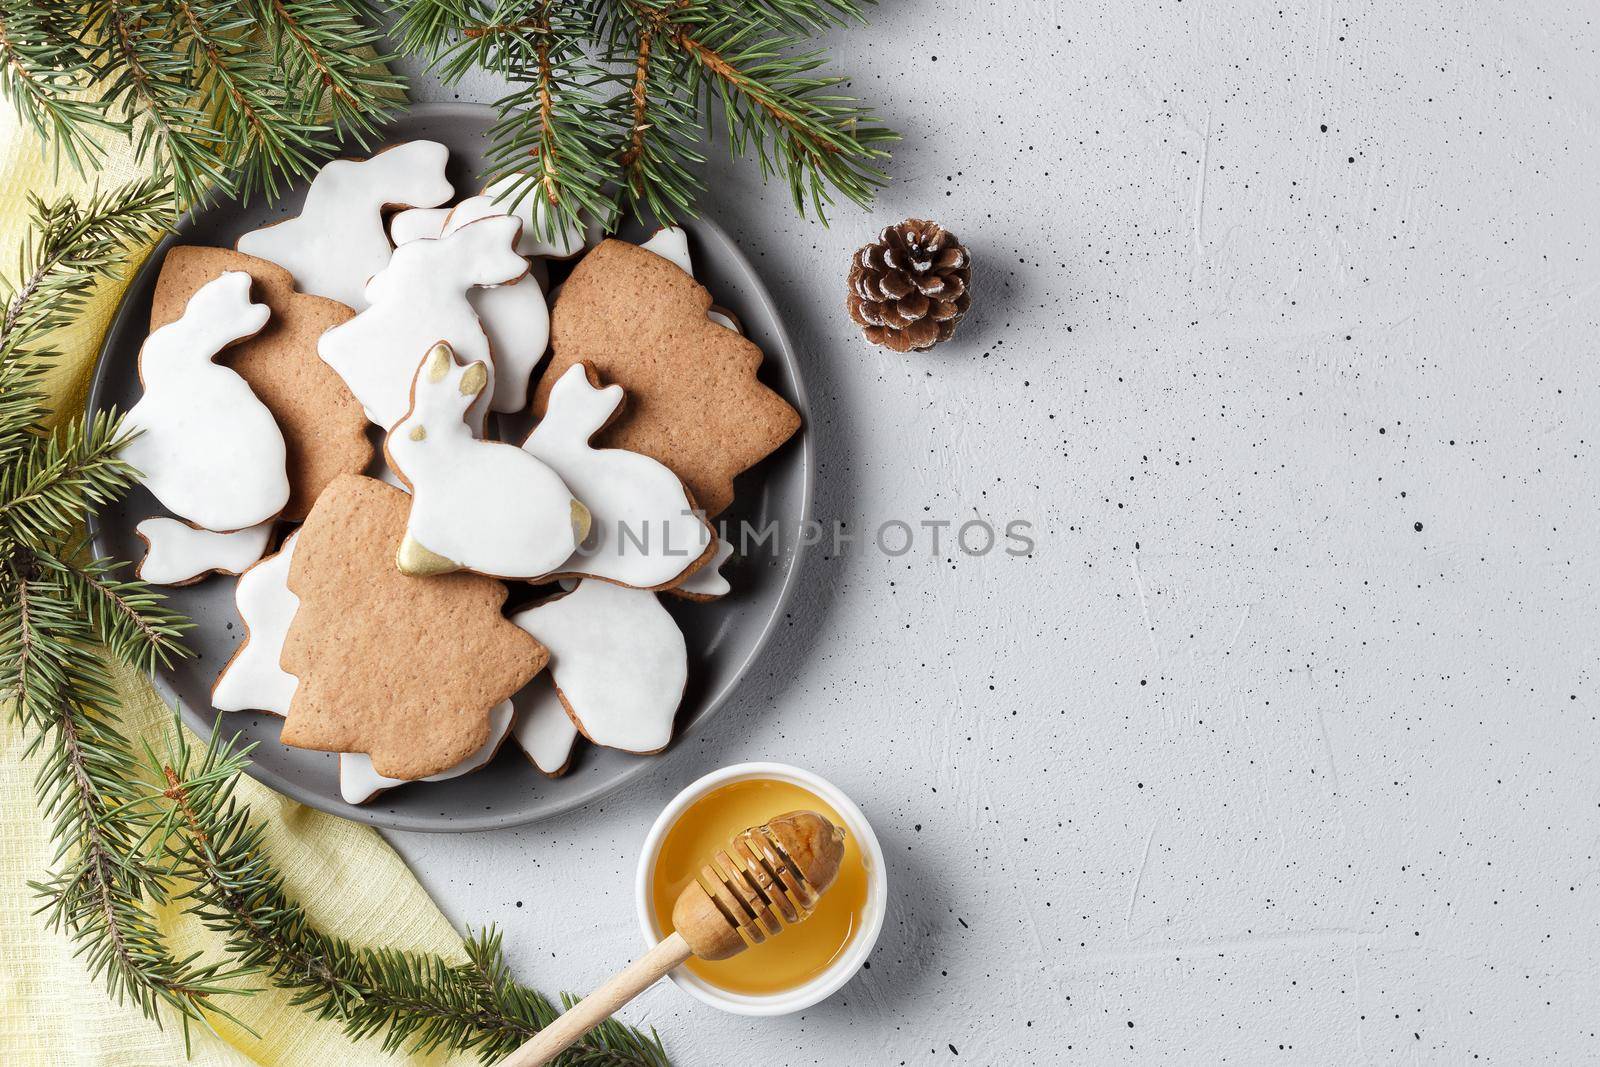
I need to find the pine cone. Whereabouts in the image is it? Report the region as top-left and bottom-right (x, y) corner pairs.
(847, 219), (972, 352)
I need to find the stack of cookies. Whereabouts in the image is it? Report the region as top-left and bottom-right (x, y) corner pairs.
(123, 140), (800, 805)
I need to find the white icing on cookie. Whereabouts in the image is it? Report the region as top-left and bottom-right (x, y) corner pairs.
(524, 364), (710, 588)
(510, 581), (686, 754)
(510, 679), (578, 775)
(638, 226), (692, 274)
(237, 141), (452, 309)
(122, 272), (286, 532)
(212, 531), (300, 715)
(707, 308), (741, 333)
(441, 195), (501, 231)
(388, 205), (454, 246)
(481, 175), (587, 259)
(339, 700), (514, 804)
(386, 344), (586, 579)
(318, 215), (526, 431)
(470, 279), (547, 416)
(672, 536), (733, 599)
(391, 194), (550, 415)
(135, 518), (273, 585)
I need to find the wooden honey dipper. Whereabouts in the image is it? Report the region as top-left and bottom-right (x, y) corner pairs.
(497, 810), (847, 1067)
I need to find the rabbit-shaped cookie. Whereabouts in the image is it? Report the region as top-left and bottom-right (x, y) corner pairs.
(386, 343), (588, 578)
(386, 195), (549, 414)
(523, 363), (713, 589)
(236, 140), (453, 310)
(510, 579), (687, 755)
(122, 271), (287, 531)
(319, 214), (527, 432)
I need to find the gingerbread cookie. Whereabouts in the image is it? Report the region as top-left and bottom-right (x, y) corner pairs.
(668, 535), (734, 602)
(638, 226), (692, 274)
(638, 227), (740, 333)
(385, 344), (587, 579)
(212, 532), (300, 716)
(389, 196), (550, 414)
(339, 700), (514, 804)
(510, 678), (579, 776)
(135, 518), (274, 586)
(524, 363), (712, 589)
(122, 271), (287, 532)
(510, 580), (686, 754)
(319, 215), (527, 431)
(236, 140), (452, 309)
(279, 475), (547, 779)
(536, 239), (801, 516)
(150, 246), (372, 521)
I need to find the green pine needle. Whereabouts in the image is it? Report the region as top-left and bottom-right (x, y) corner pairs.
(0, 0), (403, 207)
(398, 0), (898, 238)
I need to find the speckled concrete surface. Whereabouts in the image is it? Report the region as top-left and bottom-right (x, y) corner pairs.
(387, 3), (1600, 1060)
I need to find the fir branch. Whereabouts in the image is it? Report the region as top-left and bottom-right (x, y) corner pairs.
(171, 0), (320, 200)
(0, 410), (140, 545)
(84, 0), (233, 201)
(740, 0), (868, 34)
(244, 0), (402, 140)
(0, 0), (401, 207)
(619, 24), (652, 170)
(1, 179), (170, 352)
(450, 0), (622, 241)
(399, 0), (897, 235)
(9, 572), (238, 1034)
(0, 182), (230, 1035)
(44, 550), (194, 672)
(147, 730), (667, 1066)
(0, 3), (111, 171)
(0, 178), (167, 466)
(656, 4), (895, 221)
(612, 22), (703, 223)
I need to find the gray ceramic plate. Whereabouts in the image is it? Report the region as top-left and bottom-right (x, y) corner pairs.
(86, 103), (811, 832)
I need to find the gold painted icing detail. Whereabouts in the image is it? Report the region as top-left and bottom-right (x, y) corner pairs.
(459, 362), (488, 397)
(396, 533), (459, 576)
(425, 343), (452, 382)
(409, 426), (427, 441)
(570, 499), (592, 543)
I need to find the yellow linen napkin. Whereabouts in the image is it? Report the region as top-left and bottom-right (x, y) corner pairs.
(0, 113), (474, 1066)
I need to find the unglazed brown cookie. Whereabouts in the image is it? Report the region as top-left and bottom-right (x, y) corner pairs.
(151, 246), (373, 520)
(534, 239), (801, 517)
(279, 475), (548, 780)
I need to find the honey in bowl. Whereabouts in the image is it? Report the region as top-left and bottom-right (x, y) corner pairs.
(651, 778), (869, 996)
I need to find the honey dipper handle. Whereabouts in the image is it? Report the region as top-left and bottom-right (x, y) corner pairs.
(495, 931), (692, 1067)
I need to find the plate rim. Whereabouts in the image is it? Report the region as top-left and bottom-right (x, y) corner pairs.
(85, 101), (814, 832)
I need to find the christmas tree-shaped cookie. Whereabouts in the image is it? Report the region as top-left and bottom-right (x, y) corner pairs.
(279, 475), (547, 779)
(534, 239), (801, 516)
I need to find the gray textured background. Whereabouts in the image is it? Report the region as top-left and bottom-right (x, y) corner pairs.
(388, 2), (1600, 1060)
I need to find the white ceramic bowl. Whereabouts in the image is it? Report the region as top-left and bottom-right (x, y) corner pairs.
(634, 761), (887, 1016)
